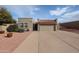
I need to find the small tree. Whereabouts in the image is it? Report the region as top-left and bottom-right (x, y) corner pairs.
(0, 7), (16, 24)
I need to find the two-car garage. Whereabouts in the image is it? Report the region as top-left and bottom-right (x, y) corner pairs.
(38, 20), (57, 31)
(39, 25), (54, 31)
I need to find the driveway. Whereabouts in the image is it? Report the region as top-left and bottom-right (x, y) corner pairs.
(13, 31), (79, 53)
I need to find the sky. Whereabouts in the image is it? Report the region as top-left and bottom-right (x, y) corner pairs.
(2, 5), (79, 23)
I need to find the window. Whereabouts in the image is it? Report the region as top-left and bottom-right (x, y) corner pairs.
(20, 23), (24, 27)
(25, 23), (28, 27)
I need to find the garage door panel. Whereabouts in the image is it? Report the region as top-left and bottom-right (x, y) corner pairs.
(39, 25), (54, 31)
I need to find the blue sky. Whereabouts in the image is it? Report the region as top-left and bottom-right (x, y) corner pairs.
(3, 5), (79, 23)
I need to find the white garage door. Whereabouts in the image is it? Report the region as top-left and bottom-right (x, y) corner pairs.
(39, 25), (54, 31)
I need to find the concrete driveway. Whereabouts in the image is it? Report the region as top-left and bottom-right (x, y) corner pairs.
(13, 31), (79, 53)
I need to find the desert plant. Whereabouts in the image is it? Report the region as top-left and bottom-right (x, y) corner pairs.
(7, 24), (25, 32)
(16, 28), (25, 32)
(6, 32), (13, 37)
(7, 24), (18, 32)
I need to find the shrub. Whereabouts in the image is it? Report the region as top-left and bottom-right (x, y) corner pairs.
(7, 24), (25, 32)
(27, 28), (29, 31)
(17, 28), (25, 32)
(7, 24), (18, 32)
(6, 32), (13, 37)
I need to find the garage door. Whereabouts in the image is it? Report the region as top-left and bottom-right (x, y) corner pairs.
(39, 25), (54, 31)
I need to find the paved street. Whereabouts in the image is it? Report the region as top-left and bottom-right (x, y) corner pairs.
(13, 31), (79, 53)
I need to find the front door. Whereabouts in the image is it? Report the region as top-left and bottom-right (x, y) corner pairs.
(33, 24), (38, 31)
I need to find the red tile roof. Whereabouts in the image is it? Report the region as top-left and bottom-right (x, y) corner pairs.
(37, 20), (57, 25)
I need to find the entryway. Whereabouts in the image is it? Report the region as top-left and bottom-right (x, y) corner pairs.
(33, 24), (38, 31)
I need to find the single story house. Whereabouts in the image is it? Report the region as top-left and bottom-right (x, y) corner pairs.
(17, 18), (57, 31)
(33, 19), (57, 31)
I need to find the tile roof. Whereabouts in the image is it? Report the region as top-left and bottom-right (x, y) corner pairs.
(37, 20), (57, 25)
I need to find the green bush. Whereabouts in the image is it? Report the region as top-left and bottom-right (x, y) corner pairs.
(7, 24), (18, 32)
(16, 28), (25, 32)
(7, 24), (25, 32)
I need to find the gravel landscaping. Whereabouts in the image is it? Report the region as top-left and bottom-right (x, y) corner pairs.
(0, 31), (32, 52)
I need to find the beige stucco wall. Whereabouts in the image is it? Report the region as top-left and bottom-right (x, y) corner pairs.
(0, 24), (13, 32)
(18, 18), (33, 31)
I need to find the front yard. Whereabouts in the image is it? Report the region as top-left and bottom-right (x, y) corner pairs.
(0, 31), (32, 52)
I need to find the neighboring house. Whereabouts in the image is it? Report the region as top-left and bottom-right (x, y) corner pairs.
(33, 19), (57, 31)
(17, 18), (33, 31)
